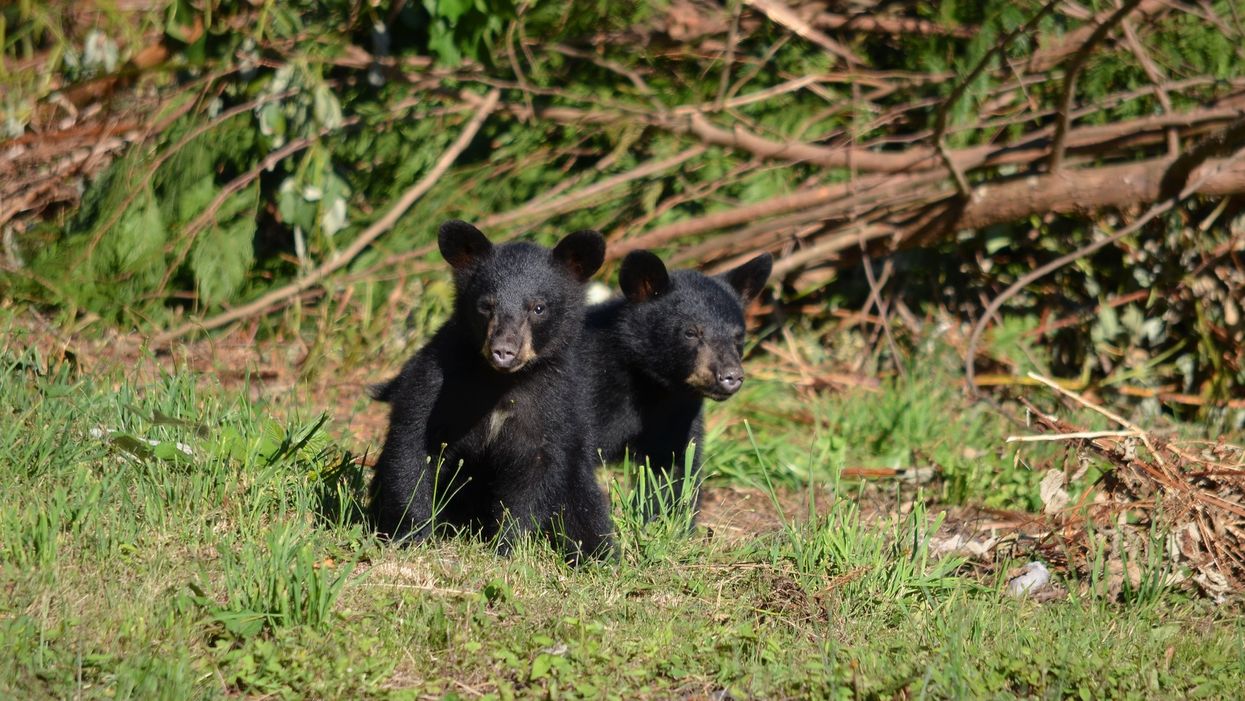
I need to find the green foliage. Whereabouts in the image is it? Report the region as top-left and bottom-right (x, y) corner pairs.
(610, 447), (703, 564)
(189, 525), (355, 637)
(100, 185), (167, 286)
(1151, 5), (1242, 79)
(3, 309), (1244, 697)
(705, 340), (1057, 510)
(25, 109), (268, 319)
(191, 183), (259, 306)
(6, 0), (1245, 686)
(7, 2), (1245, 410)
(423, 0), (516, 65)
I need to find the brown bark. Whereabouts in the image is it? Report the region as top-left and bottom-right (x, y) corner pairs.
(496, 97), (1245, 176)
(946, 156), (1245, 233)
(813, 12), (976, 38)
(610, 152), (1245, 275)
(607, 171), (943, 259)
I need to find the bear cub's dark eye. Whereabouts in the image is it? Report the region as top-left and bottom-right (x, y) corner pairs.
(478, 298), (495, 314)
(532, 303), (546, 316)
(684, 328), (699, 340)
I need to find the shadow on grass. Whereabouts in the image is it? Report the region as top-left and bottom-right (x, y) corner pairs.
(312, 452), (372, 531)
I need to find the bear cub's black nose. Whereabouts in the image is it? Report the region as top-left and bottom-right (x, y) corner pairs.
(491, 346), (519, 368)
(717, 369), (743, 394)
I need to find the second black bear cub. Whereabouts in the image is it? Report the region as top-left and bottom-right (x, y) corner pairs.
(583, 251), (772, 523)
(370, 221), (614, 563)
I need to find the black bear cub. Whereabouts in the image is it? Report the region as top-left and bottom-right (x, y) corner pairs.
(370, 221), (615, 563)
(583, 251), (772, 524)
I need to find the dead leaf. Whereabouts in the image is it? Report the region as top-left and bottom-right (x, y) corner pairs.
(1039, 469), (1070, 514)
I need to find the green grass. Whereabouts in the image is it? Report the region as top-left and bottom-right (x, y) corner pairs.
(2, 314), (1244, 699)
(706, 344), (1065, 511)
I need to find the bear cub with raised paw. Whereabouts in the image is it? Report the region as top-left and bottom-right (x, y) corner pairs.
(370, 221), (615, 563)
(583, 250), (772, 525)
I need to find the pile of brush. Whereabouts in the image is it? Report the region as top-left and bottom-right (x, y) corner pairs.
(1008, 374), (1245, 601)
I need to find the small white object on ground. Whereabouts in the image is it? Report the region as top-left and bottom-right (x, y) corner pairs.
(1006, 561), (1051, 598)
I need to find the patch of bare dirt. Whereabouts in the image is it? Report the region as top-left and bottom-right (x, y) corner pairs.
(698, 482), (1044, 552)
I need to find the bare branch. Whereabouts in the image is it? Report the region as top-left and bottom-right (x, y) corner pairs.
(476, 81), (1245, 177)
(928, 0), (1061, 195)
(744, 0), (862, 65)
(813, 12), (976, 38)
(1120, 18), (1178, 155)
(717, 1), (743, 108)
(482, 145), (707, 229)
(1048, 0), (1146, 172)
(609, 171), (941, 259)
(682, 111), (939, 172)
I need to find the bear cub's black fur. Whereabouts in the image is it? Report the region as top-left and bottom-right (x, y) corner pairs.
(370, 221), (615, 563)
(583, 251), (772, 523)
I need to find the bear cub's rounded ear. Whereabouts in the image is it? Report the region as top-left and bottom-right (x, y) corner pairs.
(720, 252), (772, 304)
(439, 220), (493, 270)
(620, 250), (670, 303)
(552, 230), (606, 282)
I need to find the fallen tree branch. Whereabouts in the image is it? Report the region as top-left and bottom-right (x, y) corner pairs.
(817, 143), (1245, 256)
(609, 112), (1245, 261)
(701, 149), (1245, 281)
(482, 145), (707, 230)
(940, 150), (1245, 233)
(150, 88), (501, 347)
(813, 12), (976, 38)
(491, 92), (1245, 178)
(608, 171), (941, 258)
